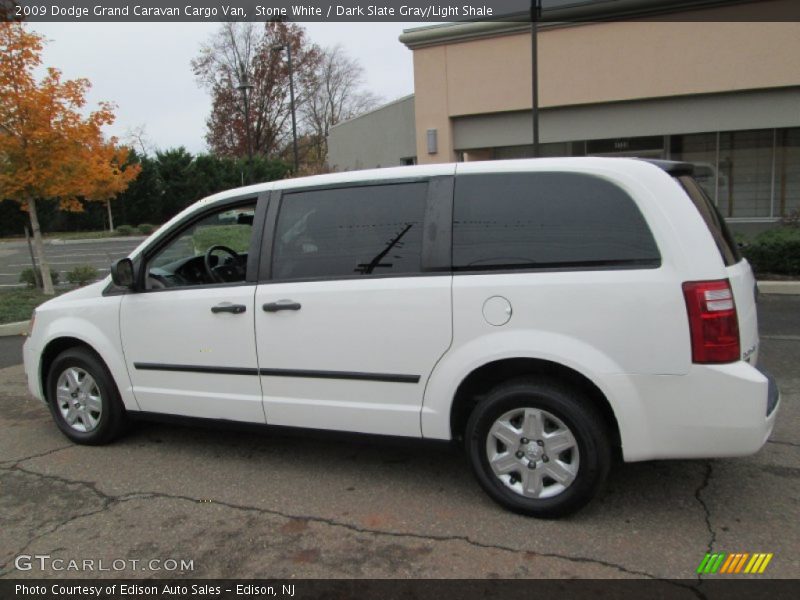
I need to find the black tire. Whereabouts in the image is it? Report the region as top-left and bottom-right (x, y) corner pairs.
(465, 377), (611, 518)
(46, 347), (127, 445)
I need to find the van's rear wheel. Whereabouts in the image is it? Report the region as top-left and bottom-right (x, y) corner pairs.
(46, 348), (126, 445)
(465, 378), (610, 518)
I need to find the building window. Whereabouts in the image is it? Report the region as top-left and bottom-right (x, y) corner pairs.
(460, 128), (797, 221)
(672, 128), (799, 220)
(670, 133), (719, 201)
(718, 129), (774, 219)
(492, 142), (570, 159)
(586, 136), (664, 156)
(776, 128), (800, 218)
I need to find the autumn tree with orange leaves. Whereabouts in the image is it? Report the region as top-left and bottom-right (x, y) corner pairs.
(0, 23), (139, 295)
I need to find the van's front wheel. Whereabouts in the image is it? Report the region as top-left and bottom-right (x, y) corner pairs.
(46, 348), (126, 445)
(465, 378), (611, 518)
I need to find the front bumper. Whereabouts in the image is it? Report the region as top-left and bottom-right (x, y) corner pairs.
(22, 336), (45, 403)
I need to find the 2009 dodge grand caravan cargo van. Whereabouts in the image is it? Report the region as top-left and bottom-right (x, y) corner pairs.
(23, 158), (779, 517)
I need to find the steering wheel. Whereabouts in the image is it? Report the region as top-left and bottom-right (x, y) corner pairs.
(204, 245), (243, 283)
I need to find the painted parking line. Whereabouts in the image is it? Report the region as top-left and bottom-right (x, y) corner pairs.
(43, 250), (137, 255)
(41, 252), (134, 257)
(46, 256), (134, 260)
(23, 248), (135, 253)
(24, 258), (128, 264)
(11, 265), (111, 277)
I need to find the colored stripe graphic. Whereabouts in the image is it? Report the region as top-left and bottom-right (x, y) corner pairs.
(720, 554), (736, 573)
(744, 554), (759, 573)
(734, 553), (750, 573)
(758, 554), (774, 573)
(711, 553), (726, 573)
(746, 553), (774, 574)
(698, 553), (727, 574)
(697, 554), (712, 574)
(697, 552), (773, 574)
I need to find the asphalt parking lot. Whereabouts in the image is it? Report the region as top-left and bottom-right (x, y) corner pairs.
(0, 237), (143, 288)
(0, 295), (797, 584)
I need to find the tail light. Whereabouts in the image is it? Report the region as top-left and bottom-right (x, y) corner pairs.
(682, 279), (740, 364)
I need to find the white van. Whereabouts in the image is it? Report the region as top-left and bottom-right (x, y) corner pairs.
(23, 158), (779, 517)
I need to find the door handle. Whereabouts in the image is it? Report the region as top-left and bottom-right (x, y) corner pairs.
(211, 302), (247, 314)
(263, 300), (302, 312)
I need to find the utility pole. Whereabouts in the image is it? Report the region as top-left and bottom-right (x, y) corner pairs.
(237, 61), (254, 184)
(273, 43), (300, 174)
(531, 0), (543, 158)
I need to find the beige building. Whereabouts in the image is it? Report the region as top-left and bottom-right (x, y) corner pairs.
(327, 0), (800, 226)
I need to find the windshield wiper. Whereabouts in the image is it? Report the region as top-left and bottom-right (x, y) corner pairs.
(355, 223), (414, 275)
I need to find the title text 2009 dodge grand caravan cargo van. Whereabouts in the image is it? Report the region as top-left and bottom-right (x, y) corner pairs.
(23, 158), (779, 517)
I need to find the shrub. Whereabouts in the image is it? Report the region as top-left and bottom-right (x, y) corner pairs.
(19, 267), (59, 288)
(137, 223), (156, 235)
(741, 227), (800, 276)
(66, 265), (99, 287)
(781, 208), (800, 228)
(116, 224), (136, 236)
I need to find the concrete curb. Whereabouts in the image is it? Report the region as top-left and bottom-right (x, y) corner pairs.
(0, 321), (29, 337)
(758, 281), (800, 295)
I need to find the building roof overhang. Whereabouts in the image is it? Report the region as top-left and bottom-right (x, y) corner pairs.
(399, 0), (761, 49)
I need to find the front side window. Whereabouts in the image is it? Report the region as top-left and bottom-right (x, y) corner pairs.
(145, 203), (256, 289)
(452, 173), (660, 271)
(272, 183), (427, 280)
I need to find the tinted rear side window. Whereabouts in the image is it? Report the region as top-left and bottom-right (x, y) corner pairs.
(452, 173), (660, 270)
(677, 175), (742, 266)
(273, 182), (427, 280)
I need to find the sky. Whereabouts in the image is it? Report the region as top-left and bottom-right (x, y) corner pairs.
(29, 22), (423, 154)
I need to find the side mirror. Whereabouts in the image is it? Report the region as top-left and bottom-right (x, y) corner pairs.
(110, 258), (135, 289)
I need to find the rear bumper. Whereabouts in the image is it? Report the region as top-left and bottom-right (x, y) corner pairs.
(609, 361), (779, 462)
(761, 367), (779, 417)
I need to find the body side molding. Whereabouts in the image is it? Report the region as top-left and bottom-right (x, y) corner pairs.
(134, 362), (420, 383)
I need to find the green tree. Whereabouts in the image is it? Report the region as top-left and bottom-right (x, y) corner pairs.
(112, 150), (163, 227)
(154, 147), (196, 220)
(110, 149), (290, 228)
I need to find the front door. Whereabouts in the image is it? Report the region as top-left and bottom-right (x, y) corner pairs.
(254, 181), (453, 437)
(120, 199), (265, 423)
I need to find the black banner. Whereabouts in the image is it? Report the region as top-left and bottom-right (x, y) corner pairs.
(3, 0), (800, 22)
(3, 579), (800, 600)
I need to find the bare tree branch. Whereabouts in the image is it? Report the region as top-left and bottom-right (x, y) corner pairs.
(192, 22), (321, 161)
(301, 44), (381, 169)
